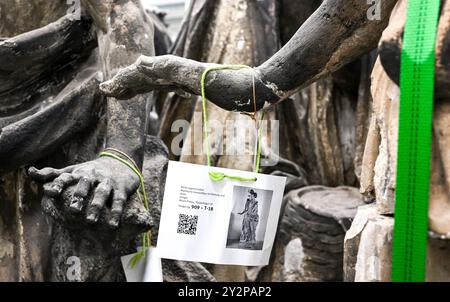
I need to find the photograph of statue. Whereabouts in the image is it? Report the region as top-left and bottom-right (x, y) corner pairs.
(238, 189), (259, 244)
(226, 187), (273, 251)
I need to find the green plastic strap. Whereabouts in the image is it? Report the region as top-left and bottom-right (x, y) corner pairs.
(392, 0), (440, 282)
(99, 150), (151, 268)
(201, 65), (263, 182)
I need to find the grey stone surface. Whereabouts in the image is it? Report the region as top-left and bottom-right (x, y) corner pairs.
(344, 204), (450, 282)
(268, 186), (365, 281)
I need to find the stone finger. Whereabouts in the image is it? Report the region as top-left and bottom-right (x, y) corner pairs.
(86, 180), (113, 224)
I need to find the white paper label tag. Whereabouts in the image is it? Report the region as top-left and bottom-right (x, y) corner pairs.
(121, 247), (163, 282)
(157, 161), (286, 266)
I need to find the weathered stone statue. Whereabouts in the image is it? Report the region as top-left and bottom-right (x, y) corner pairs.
(2, 0), (449, 282)
(238, 190), (259, 246)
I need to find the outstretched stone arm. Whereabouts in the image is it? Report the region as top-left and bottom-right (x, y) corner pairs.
(100, 0), (398, 112)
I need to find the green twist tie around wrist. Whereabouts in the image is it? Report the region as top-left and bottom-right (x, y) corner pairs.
(99, 148), (151, 268)
(201, 65), (264, 182)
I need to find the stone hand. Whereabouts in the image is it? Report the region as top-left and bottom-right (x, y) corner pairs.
(28, 157), (141, 228)
(99, 55), (197, 100)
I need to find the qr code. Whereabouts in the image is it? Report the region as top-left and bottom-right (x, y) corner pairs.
(177, 214), (198, 235)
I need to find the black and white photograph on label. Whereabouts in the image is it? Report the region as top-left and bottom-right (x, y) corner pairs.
(226, 186), (273, 251)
